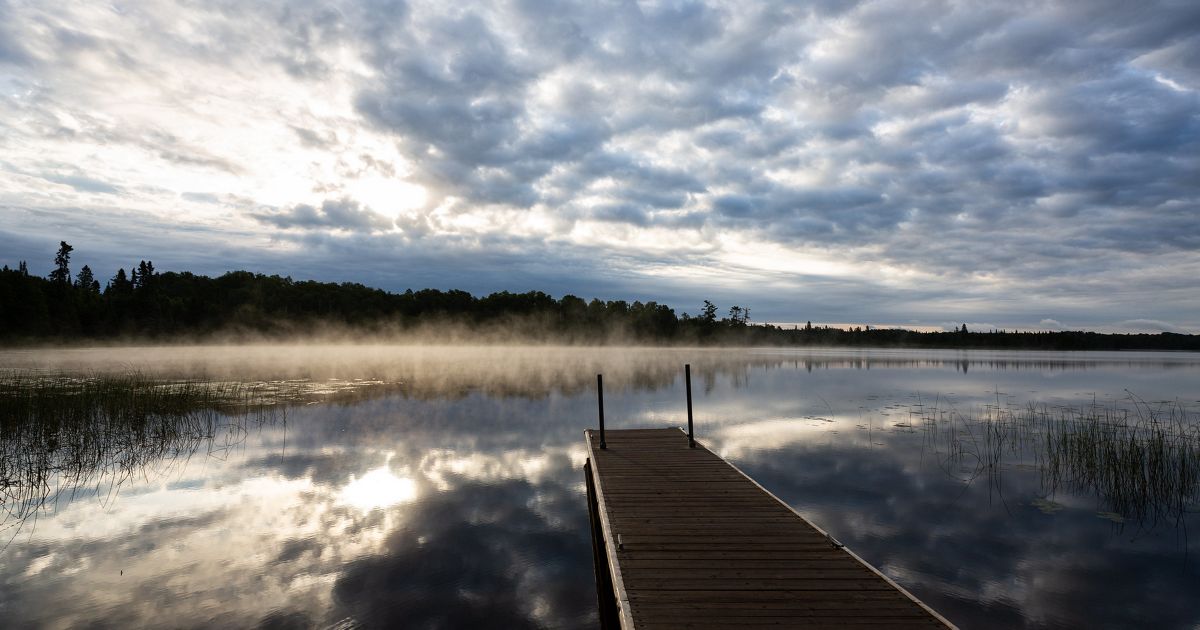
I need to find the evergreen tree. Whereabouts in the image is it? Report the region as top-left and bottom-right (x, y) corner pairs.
(76, 265), (99, 293)
(134, 260), (155, 289)
(109, 268), (131, 294)
(49, 241), (73, 284)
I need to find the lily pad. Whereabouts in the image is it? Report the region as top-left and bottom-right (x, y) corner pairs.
(1032, 497), (1064, 514)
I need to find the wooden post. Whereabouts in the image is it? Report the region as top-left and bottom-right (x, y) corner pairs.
(597, 373), (606, 449)
(584, 459), (620, 628)
(685, 364), (695, 448)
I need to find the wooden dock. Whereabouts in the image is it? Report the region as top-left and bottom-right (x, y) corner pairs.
(584, 428), (954, 629)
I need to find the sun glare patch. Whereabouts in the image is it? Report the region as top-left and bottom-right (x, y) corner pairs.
(339, 466), (418, 511)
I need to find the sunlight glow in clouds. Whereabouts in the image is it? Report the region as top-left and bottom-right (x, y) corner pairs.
(0, 0), (1197, 331)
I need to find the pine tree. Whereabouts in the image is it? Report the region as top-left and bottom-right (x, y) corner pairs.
(49, 241), (73, 284)
(109, 268), (131, 294)
(76, 265), (99, 293)
(134, 260), (155, 290)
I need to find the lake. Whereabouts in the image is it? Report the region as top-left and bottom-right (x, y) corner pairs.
(1, 345), (1198, 628)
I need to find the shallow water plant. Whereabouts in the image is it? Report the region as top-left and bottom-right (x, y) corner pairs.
(917, 395), (1200, 527)
(0, 372), (285, 541)
(1038, 400), (1199, 525)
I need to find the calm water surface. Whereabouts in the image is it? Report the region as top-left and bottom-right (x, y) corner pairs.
(1, 345), (1198, 628)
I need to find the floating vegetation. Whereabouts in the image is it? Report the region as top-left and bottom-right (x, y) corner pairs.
(1031, 497), (1065, 514)
(916, 394), (1200, 528)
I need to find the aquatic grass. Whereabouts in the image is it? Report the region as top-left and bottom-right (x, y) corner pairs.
(0, 370), (413, 543)
(917, 395), (1200, 528)
(1038, 399), (1200, 526)
(0, 372), (288, 542)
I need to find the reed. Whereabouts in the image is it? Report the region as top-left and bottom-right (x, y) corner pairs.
(918, 395), (1200, 527)
(0, 372), (287, 541)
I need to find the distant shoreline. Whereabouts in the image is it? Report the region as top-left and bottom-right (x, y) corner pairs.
(2, 333), (1198, 353)
(4, 243), (1197, 351)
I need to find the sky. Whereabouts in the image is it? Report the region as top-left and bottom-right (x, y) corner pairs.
(1, 0), (1198, 333)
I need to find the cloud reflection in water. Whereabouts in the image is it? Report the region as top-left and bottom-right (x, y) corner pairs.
(0, 346), (1198, 628)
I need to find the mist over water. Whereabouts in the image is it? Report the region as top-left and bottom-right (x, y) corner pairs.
(2, 345), (1199, 629)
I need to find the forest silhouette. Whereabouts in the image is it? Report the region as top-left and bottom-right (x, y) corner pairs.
(2, 242), (1196, 350)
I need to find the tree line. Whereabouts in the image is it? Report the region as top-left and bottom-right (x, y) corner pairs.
(1, 242), (1197, 350)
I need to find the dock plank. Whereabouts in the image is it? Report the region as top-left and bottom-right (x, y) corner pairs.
(586, 428), (953, 629)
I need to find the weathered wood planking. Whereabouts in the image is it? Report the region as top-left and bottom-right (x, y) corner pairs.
(585, 428), (955, 629)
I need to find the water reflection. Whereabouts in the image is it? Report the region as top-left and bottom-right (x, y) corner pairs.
(1, 346), (1198, 628)
(340, 464), (418, 512)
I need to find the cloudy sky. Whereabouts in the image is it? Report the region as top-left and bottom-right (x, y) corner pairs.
(1, 0), (1198, 332)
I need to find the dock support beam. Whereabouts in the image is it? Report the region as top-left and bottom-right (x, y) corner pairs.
(685, 364), (695, 448)
(584, 458), (620, 629)
(596, 374), (606, 449)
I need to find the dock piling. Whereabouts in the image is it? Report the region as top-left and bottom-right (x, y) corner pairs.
(597, 373), (606, 449)
(685, 364), (695, 448)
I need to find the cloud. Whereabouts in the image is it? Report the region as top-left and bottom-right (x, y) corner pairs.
(0, 0), (1198, 329)
(1117, 319), (1188, 334)
(251, 198), (393, 232)
(0, 1), (31, 66)
(43, 173), (121, 194)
